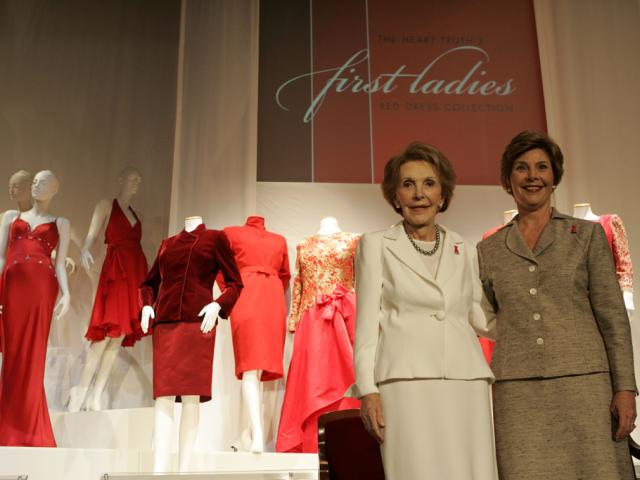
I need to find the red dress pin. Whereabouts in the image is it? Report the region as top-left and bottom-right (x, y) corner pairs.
(454, 245), (459, 255)
(571, 225), (577, 234)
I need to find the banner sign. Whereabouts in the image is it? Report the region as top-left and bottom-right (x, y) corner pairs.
(258, 0), (546, 184)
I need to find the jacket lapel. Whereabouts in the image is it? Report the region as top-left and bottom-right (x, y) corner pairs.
(505, 221), (536, 262)
(384, 223), (439, 288)
(435, 227), (460, 286)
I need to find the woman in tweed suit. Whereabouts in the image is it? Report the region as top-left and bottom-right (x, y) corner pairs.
(478, 131), (636, 479)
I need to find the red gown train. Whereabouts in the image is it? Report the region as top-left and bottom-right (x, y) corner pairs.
(0, 217), (59, 446)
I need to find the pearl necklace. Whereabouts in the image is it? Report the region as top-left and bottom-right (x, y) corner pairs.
(406, 224), (440, 256)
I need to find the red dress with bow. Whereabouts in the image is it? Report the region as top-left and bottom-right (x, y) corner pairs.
(222, 216), (290, 381)
(139, 224), (243, 401)
(85, 199), (148, 346)
(276, 232), (361, 453)
(0, 217), (58, 446)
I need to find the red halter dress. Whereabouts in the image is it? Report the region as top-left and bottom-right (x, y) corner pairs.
(85, 199), (148, 346)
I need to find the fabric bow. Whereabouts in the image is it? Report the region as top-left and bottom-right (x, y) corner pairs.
(315, 284), (355, 322)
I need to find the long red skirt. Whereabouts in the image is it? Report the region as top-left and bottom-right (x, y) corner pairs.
(276, 285), (360, 453)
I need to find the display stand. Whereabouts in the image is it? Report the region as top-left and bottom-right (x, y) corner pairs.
(0, 408), (318, 480)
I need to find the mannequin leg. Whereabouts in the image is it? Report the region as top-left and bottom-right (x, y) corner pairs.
(86, 337), (120, 411)
(242, 370), (263, 453)
(68, 338), (109, 412)
(153, 396), (176, 473)
(178, 395), (200, 472)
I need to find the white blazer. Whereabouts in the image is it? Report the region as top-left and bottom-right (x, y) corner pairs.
(353, 223), (494, 398)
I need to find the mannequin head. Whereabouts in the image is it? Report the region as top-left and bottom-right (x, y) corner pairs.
(31, 170), (60, 202)
(118, 167), (142, 197)
(9, 170), (33, 204)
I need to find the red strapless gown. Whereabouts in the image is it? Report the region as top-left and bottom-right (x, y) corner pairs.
(0, 218), (58, 446)
(85, 200), (148, 346)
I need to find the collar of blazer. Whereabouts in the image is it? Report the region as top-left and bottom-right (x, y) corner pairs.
(382, 222), (463, 288)
(503, 207), (570, 261)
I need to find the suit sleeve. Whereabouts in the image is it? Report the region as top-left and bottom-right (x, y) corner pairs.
(214, 232), (243, 319)
(353, 233), (383, 398)
(279, 238), (292, 291)
(587, 223), (637, 392)
(287, 243), (303, 332)
(469, 245), (496, 340)
(139, 240), (164, 310)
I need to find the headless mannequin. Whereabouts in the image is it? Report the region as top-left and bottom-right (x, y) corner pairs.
(140, 216), (221, 473)
(68, 168), (143, 412)
(0, 170), (71, 319)
(503, 209), (517, 224)
(317, 216), (342, 235)
(573, 203), (635, 317)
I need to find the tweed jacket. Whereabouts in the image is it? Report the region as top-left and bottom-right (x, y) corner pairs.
(352, 223), (494, 398)
(477, 209), (636, 392)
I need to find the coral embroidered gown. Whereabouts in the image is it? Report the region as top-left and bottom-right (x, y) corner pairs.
(0, 217), (59, 446)
(276, 232), (361, 453)
(85, 199), (148, 346)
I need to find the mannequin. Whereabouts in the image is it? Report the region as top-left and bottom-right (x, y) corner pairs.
(573, 203), (635, 318)
(0, 170), (71, 446)
(140, 215), (242, 472)
(317, 216), (341, 235)
(8, 170), (34, 212)
(277, 217), (360, 453)
(68, 167), (147, 412)
(502, 209), (517, 224)
(221, 215), (291, 453)
(6, 170), (76, 274)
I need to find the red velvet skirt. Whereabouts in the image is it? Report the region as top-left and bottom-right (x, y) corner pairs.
(153, 322), (216, 402)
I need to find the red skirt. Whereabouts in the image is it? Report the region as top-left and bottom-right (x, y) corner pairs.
(276, 285), (360, 453)
(153, 322), (216, 402)
(85, 242), (148, 346)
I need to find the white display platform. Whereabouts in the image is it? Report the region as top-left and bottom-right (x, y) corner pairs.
(51, 408), (154, 450)
(0, 448), (318, 480)
(2, 409), (318, 480)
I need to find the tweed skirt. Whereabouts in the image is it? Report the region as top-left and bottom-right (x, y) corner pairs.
(493, 373), (634, 480)
(379, 378), (498, 480)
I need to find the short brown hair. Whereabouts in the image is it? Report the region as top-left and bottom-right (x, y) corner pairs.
(381, 141), (456, 214)
(501, 131), (564, 191)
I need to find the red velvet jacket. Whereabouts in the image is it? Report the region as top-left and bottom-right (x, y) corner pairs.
(139, 224), (243, 325)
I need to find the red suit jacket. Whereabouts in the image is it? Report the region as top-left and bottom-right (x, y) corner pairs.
(139, 224), (243, 324)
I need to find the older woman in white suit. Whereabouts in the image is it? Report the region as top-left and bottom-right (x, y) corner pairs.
(353, 142), (498, 480)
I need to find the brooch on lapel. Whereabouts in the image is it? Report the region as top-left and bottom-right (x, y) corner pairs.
(454, 245), (460, 255)
(571, 225), (577, 234)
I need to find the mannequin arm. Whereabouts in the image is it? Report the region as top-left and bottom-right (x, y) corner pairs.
(198, 302), (221, 333)
(54, 218), (72, 319)
(0, 211), (18, 274)
(81, 199), (110, 269)
(287, 243), (303, 332)
(141, 305), (155, 334)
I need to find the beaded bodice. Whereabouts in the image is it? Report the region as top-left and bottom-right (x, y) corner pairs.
(288, 232), (360, 331)
(7, 218), (58, 259)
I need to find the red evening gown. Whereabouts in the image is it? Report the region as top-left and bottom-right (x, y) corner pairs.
(85, 199), (148, 346)
(276, 232), (361, 453)
(222, 216), (291, 381)
(0, 217), (59, 446)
